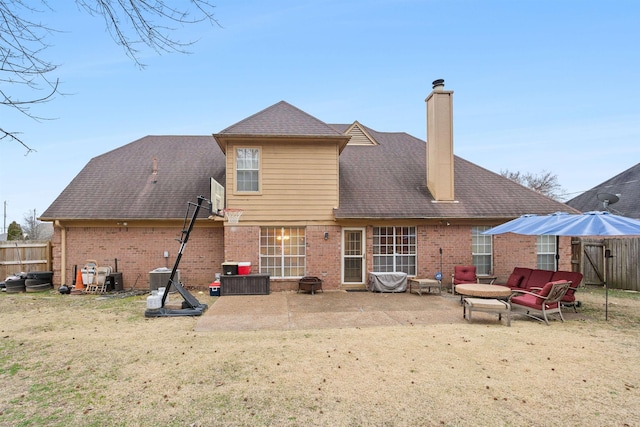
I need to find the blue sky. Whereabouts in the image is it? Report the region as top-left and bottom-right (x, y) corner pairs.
(2, 0), (639, 229)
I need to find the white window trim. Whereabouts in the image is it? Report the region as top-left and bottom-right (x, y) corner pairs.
(372, 226), (417, 276)
(259, 226), (306, 278)
(536, 235), (557, 270)
(342, 227), (366, 284)
(472, 226), (493, 275)
(234, 146), (262, 194)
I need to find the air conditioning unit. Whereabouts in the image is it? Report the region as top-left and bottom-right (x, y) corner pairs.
(149, 268), (180, 291)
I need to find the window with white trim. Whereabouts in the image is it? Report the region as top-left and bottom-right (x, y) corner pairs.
(537, 235), (557, 270)
(236, 148), (259, 192)
(373, 226), (416, 275)
(472, 226), (492, 275)
(260, 227), (306, 278)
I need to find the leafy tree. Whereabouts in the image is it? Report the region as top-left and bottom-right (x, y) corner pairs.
(500, 169), (567, 201)
(7, 221), (23, 240)
(1, 0), (219, 152)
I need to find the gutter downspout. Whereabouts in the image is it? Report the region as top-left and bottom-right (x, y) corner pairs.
(55, 220), (66, 285)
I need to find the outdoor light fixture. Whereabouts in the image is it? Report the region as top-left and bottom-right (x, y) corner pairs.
(324, 232), (329, 240)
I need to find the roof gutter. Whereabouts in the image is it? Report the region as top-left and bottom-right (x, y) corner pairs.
(213, 134), (351, 154)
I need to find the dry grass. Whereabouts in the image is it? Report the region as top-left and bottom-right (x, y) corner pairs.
(1, 287), (639, 426)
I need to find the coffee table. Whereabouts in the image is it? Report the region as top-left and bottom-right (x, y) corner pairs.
(454, 283), (512, 303)
(408, 278), (441, 295)
(463, 297), (511, 326)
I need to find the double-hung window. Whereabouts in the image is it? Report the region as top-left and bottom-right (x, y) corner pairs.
(537, 235), (557, 270)
(472, 226), (492, 275)
(373, 226), (416, 275)
(236, 148), (259, 192)
(260, 227), (306, 278)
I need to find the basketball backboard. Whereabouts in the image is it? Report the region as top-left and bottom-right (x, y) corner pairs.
(210, 177), (225, 214)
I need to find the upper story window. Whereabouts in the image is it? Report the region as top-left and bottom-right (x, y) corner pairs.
(236, 148), (260, 192)
(472, 226), (492, 275)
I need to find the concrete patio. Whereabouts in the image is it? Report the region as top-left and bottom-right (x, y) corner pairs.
(194, 290), (507, 331)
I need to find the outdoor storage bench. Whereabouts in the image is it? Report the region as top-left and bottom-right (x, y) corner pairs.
(496, 267), (583, 309)
(220, 274), (270, 295)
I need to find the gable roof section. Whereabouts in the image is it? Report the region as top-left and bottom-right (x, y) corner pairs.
(214, 101), (350, 153)
(343, 121), (378, 145)
(566, 162), (640, 219)
(40, 135), (224, 220)
(334, 125), (578, 219)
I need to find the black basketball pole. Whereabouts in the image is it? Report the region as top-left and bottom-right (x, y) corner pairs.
(160, 195), (204, 308)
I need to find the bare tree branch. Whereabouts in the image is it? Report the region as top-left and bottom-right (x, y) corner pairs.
(1, 127), (36, 153)
(501, 169), (567, 201)
(1, 0), (220, 153)
(75, 0), (220, 68)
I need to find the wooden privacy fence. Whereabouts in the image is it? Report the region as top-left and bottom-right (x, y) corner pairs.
(0, 241), (52, 280)
(574, 237), (640, 292)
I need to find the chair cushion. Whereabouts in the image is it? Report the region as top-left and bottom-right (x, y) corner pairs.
(454, 266), (476, 284)
(510, 293), (540, 309)
(511, 292), (560, 310)
(537, 280), (571, 306)
(505, 273), (525, 288)
(525, 269), (554, 290)
(511, 267), (533, 286)
(551, 271), (583, 302)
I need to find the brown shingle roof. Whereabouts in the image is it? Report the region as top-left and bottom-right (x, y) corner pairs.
(566, 162), (640, 219)
(332, 124), (577, 219)
(218, 101), (343, 136)
(42, 102), (577, 221)
(40, 136), (224, 220)
(213, 101), (349, 154)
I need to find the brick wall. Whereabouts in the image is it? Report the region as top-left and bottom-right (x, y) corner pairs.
(304, 225), (342, 289)
(223, 225), (258, 266)
(52, 224), (224, 290)
(50, 223), (574, 292)
(223, 225), (343, 291)
(493, 234), (573, 280)
(413, 224), (473, 279)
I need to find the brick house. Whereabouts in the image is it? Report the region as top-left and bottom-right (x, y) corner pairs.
(40, 80), (577, 291)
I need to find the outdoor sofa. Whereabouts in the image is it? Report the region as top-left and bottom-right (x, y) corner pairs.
(496, 267), (583, 310)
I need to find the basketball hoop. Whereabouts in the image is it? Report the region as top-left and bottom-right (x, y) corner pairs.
(224, 208), (244, 224)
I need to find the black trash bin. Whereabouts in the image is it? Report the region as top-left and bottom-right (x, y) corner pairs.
(105, 272), (123, 291)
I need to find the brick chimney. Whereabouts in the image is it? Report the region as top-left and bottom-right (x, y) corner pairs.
(425, 79), (455, 201)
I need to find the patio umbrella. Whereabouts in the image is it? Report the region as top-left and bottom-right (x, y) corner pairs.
(540, 211), (640, 236)
(485, 211), (640, 319)
(482, 212), (572, 235)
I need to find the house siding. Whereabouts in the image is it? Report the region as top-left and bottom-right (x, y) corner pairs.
(226, 141), (339, 223)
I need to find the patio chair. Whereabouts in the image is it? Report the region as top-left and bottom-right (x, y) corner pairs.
(451, 265), (478, 295)
(550, 270), (584, 312)
(508, 280), (572, 325)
